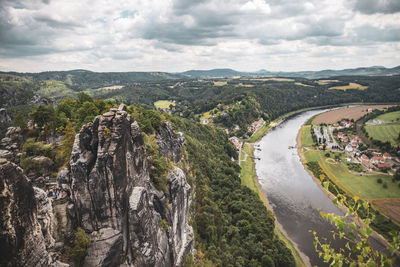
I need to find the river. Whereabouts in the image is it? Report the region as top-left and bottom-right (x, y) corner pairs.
(254, 109), (384, 266)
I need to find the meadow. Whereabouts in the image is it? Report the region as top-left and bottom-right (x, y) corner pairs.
(365, 124), (400, 145)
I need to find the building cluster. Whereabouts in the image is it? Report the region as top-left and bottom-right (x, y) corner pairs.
(228, 136), (242, 151)
(316, 119), (400, 174)
(247, 118), (264, 133)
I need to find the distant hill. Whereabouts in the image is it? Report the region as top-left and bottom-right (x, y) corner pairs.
(180, 66), (400, 79)
(1, 70), (184, 90)
(180, 68), (243, 78)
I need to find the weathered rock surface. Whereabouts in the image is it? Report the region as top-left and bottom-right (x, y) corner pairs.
(0, 108), (12, 123)
(0, 159), (53, 266)
(66, 105), (193, 266)
(0, 127), (23, 162)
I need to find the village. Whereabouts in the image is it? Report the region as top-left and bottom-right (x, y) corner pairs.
(312, 118), (399, 176)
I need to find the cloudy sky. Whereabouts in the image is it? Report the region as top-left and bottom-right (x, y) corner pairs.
(0, 0), (399, 72)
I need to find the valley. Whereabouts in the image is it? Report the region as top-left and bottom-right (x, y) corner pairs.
(1, 69), (400, 267)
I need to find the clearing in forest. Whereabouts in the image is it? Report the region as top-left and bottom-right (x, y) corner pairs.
(154, 100), (175, 109)
(329, 82), (368, 91)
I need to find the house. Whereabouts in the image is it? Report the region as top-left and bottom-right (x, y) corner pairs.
(383, 153), (392, 160)
(248, 119), (264, 132)
(351, 136), (362, 144)
(228, 136), (242, 151)
(338, 132), (344, 138)
(345, 144), (354, 153)
(361, 154), (369, 160)
(362, 160), (375, 170)
(377, 163), (393, 169)
(371, 156), (385, 164)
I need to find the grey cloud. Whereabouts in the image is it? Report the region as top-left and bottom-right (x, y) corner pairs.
(34, 14), (81, 29)
(355, 25), (400, 42)
(142, 21), (235, 45)
(351, 0), (400, 14)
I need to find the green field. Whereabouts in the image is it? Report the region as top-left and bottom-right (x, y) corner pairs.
(365, 124), (400, 145)
(304, 150), (399, 199)
(329, 82), (368, 91)
(373, 110), (400, 123)
(240, 143), (258, 192)
(300, 126), (314, 146)
(213, 81), (228, 86)
(154, 100), (175, 109)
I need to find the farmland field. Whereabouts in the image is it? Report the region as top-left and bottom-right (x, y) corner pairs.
(154, 100), (175, 109)
(313, 105), (393, 124)
(372, 110), (400, 123)
(213, 81), (227, 86)
(295, 82), (314, 87)
(303, 150), (399, 199)
(329, 82), (368, 91)
(365, 124), (400, 144)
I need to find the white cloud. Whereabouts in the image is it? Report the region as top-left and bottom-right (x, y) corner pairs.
(0, 0), (399, 72)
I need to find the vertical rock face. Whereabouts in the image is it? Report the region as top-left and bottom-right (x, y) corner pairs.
(0, 159), (53, 266)
(67, 106), (193, 266)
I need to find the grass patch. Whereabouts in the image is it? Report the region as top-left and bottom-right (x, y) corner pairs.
(373, 110), (400, 123)
(329, 82), (368, 91)
(304, 150), (400, 199)
(365, 124), (400, 145)
(154, 100), (175, 109)
(300, 126), (314, 147)
(240, 143), (258, 192)
(213, 81), (227, 86)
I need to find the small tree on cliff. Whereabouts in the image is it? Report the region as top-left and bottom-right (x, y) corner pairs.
(57, 120), (76, 166)
(72, 227), (90, 265)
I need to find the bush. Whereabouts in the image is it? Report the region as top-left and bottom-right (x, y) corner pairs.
(377, 178), (383, 184)
(325, 153), (330, 157)
(383, 182), (388, 189)
(72, 227), (90, 265)
(23, 138), (54, 158)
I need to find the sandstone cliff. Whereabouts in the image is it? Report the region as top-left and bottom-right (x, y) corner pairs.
(65, 104), (193, 266)
(1, 104), (193, 267)
(0, 159), (55, 266)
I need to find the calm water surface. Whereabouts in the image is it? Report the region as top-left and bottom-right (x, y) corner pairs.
(255, 110), (347, 266)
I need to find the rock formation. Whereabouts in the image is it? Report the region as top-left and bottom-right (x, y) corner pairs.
(0, 104), (193, 266)
(0, 159), (54, 266)
(0, 108), (12, 123)
(0, 127), (23, 162)
(65, 104), (193, 266)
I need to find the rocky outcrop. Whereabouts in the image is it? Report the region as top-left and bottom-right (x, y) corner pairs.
(0, 159), (54, 266)
(156, 123), (185, 163)
(0, 108), (12, 123)
(66, 105), (193, 266)
(31, 94), (50, 106)
(0, 127), (23, 162)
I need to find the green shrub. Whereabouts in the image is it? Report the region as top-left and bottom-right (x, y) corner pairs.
(377, 178), (383, 184)
(143, 134), (171, 192)
(72, 227), (90, 265)
(23, 138), (54, 158)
